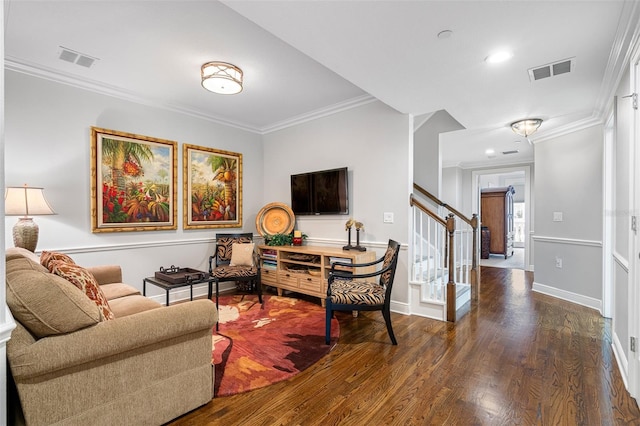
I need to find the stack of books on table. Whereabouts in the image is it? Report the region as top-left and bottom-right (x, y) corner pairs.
(329, 257), (354, 274)
(262, 249), (277, 270)
(329, 257), (352, 265)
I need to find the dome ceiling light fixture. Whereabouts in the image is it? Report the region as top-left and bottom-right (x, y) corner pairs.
(511, 118), (543, 137)
(201, 61), (243, 95)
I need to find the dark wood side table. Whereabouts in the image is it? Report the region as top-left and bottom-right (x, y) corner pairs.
(143, 273), (213, 306)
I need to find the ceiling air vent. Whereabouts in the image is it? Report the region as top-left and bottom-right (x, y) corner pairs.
(528, 57), (574, 82)
(502, 150), (519, 155)
(58, 46), (98, 68)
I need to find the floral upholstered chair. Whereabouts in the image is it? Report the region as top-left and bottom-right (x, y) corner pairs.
(325, 239), (400, 345)
(209, 233), (262, 328)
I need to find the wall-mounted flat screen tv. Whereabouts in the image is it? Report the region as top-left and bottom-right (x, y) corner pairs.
(291, 167), (349, 215)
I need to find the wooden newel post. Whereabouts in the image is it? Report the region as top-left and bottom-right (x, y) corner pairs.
(470, 213), (479, 302)
(446, 214), (456, 322)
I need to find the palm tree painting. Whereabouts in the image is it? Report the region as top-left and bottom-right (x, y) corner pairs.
(91, 127), (177, 232)
(183, 144), (242, 229)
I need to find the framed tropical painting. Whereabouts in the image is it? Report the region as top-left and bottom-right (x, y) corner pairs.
(183, 144), (242, 229)
(90, 127), (178, 232)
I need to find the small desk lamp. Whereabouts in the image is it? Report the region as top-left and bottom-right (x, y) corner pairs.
(5, 184), (56, 252)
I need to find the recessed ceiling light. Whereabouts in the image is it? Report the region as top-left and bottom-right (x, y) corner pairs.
(437, 30), (453, 39)
(485, 51), (513, 64)
(485, 148), (496, 158)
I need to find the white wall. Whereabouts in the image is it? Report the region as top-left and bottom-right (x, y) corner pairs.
(532, 125), (603, 308)
(441, 166), (462, 208)
(612, 65), (632, 384)
(460, 164), (533, 268)
(478, 173), (524, 203)
(5, 71), (264, 301)
(0, 8), (13, 425)
(414, 110), (463, 197)
(261, 100), (412, 308)
(459, 164), (533, 218)
(615, 72), (631, 260)
(5, 72), (414, 309)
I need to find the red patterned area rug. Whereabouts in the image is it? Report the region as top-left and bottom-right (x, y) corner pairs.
(212, 294), (339, 397)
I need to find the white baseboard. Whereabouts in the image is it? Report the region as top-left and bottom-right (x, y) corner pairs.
(152, 281), (412, 319)
(612, 331), (630, 391)
(532, 281), (602, 314)
(390, 300), (410, 315)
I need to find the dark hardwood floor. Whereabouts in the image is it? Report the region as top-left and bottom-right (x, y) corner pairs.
(170, 267), (640, 425)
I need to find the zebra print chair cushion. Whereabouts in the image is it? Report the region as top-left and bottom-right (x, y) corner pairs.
(328, 279), (386, 305)
(380, 245), (396, 286)
(211, 265), (258, 279)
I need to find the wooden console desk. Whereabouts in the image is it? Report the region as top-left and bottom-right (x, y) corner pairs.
(257, 245), (376, 304)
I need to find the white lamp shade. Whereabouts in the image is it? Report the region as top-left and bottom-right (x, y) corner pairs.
(5, 186), (55, 217)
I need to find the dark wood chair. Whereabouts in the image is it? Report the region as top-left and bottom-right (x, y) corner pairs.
(325, 239), (401, 345)
(209, 233), (262, 328)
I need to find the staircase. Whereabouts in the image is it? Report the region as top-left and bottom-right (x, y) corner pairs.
(409, 184), (479, 322)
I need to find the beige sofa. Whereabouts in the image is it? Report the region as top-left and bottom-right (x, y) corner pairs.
(5, 248), (217, 426)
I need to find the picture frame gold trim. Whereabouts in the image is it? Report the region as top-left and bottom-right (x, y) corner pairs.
(183, 143), (243, 229)
(90, 127), (178, 233)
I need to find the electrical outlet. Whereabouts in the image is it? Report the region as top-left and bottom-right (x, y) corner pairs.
(383, 212), (394, 223)
(553, 212), (563, 222)
(555, 257), (563, 268)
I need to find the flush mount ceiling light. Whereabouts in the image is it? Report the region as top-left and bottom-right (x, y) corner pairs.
(201, 61), (243, 95)
(511, 118), (543, 137)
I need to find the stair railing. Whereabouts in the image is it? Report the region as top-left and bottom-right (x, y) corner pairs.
(412, 183), (480, 302)
(409, 195), (457, 321)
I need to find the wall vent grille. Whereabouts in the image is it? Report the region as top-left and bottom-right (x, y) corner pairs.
(58, 46), (98, 68)
(528, 58), (574, 82)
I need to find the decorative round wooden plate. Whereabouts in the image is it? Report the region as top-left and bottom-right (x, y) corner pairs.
(255, 202), (295, 236)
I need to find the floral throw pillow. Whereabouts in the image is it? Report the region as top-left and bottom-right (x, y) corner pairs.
(40, 251), (76, 270)
(49, 260), (115, 321)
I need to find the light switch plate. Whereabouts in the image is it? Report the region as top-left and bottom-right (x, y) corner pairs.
(383, 212), (394, 223)
(553, 212), (563, 222)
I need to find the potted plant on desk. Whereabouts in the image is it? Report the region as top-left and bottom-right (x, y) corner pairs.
(265, 232), (307, 246)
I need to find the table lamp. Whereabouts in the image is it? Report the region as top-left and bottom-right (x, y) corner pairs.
(5, 184), (56, 252)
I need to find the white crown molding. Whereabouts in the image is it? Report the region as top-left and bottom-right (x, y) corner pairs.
(5, 56), (265, 133)
(260, 94), (377, 134)
(530, 116), (603, 144)
(593, 0), (640, 120)
(441, 161), (463, 169)
(515, 2), (640, 146)
(448, 158), (534, 170)
(5, 57), (377, 136)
